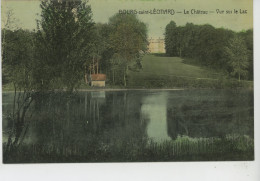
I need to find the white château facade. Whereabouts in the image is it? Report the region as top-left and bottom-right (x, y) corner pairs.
(148, 37), (166, 53)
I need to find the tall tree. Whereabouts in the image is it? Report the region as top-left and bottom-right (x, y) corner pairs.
(2, 7), (19, 57)
(2, 29), (36, 153)
(35, 0), (95, 91)
(1, 7), (20, 84)
(239, 29), (253, 80)
(224, 36), (249, 81)
(3, 0), (95, 152)
(164, 21), (177, 56)
(108, 14), (148, 86)
(87, 23), (111, 76)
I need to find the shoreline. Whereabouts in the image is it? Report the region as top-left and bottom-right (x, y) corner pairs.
(2, 86), (254, 93)
(77, 88), (185, 92)
(1, 88), (185, 93)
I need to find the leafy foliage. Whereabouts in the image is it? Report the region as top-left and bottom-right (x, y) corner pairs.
(1, 0), (95, 153)
(108, 14), (148, 86)
(2, 29), (35, 88)
(224, 36), (249, 81)
(164, 21), (253, 81)
(2, 28), (37, 151)
(35, 0), (95, 90)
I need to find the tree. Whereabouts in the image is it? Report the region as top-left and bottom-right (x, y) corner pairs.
(175, 26), (190, 57)
(2, 7), (19, 57)
(224, 36), (249, 81)
(3, 0), (95, 154)
(108, 14), (148, 86)
(35, 0), (95, 91)
(1, 7), (20, 84)
(239, 29), (253, 80)
(86, 23), (111, 78)
(2, 29), (36, 153)
(164, 21), (177, 56)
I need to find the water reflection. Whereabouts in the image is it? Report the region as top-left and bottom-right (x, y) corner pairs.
(166, 90), (254, 139)
(2, 90), (254, 147)
(141, 92), (171, 141)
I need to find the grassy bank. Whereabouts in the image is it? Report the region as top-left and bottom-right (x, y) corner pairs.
(127, 55), (253, 89)
(3, 135), (254, 163)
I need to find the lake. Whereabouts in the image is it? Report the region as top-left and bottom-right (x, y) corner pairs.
(2, 89), (254, 162)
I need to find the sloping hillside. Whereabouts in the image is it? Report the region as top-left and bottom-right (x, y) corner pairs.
(128, 55), (251, 88)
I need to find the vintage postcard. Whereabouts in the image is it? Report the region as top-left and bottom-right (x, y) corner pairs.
(1, 0), (254, 164)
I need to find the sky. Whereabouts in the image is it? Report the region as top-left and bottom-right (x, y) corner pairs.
(1, 0), (253, 38)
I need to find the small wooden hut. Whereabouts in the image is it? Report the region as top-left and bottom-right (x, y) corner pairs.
(90, 74), (106, 87)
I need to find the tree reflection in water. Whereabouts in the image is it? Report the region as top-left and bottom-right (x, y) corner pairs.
(2, 89), (254, 162)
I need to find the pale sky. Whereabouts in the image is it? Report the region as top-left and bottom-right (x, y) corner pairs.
(1, 0), (253, 38)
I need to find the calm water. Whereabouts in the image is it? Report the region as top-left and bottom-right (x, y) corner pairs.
(2, 89), (254, 147)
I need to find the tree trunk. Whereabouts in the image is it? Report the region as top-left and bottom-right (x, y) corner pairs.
(112, 70), (115, 84)
(123, 66), (128, 87)
(92, 56), (95, 74)
(123, 70), (126, 87)
(84, 65), (88, 83)
(96, 58), (99, 74)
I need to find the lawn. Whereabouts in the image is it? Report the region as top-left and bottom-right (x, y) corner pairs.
(129, 55), (222, 82)
(127, 54), (252, 89)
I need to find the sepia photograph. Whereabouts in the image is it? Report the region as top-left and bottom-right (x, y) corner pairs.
(1, 0), (255, 166)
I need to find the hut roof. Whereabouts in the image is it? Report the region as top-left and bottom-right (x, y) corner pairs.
(91, 74), (106, 81)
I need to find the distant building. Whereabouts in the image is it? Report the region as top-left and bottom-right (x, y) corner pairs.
(90, 74), (106, 87)
(148, 37), (165, 53)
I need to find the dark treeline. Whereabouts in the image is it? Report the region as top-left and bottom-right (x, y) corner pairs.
(2, 0), (148, 89)
(165, 21), (253, 81)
